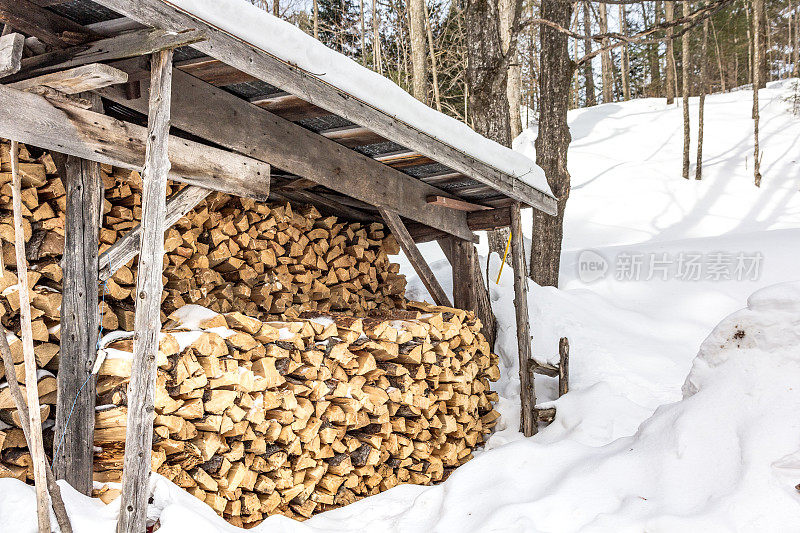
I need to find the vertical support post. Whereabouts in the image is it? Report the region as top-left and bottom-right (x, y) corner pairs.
(558, 337), (569, 397)
(11, 140), (52, 532)
(438, 235), (497, 348)
(116, 49), (173, 533)
(510, 201), (536, 436)
(53, 97), (102, 496)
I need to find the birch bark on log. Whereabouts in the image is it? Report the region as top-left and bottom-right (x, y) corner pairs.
(116, 49), (173, 533)
(11, 140), (52, 532)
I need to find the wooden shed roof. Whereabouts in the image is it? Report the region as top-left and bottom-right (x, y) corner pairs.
(0, 0), (557, 242)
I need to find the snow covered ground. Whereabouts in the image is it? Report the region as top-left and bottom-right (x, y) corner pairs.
(3, 82), (800, 532)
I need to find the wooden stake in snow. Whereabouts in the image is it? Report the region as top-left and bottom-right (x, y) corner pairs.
(116, 49), (173, 533)
(510, 201), (537, 436)
(0, 326), (73, 533)
(10, 139), (52, 532)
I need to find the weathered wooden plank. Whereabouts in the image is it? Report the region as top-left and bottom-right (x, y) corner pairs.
(379, 207), (451, 307)
(250, 92), (331, 121)
(10, 63), (128, 94)
(117, 49), (173, 533)
(0, 83), (270, 199)
(98, 184), (210, 281)
(91, 0), (557, 215)
(53, 133), (101, 495)
(320, 124), (385, 147)
(2, 27), (205, 82)
(426, 195), (491, 212)
(10, 139), (52, 532)
(98, 66), (473, 241)
(0, 32), (23, 77)
(176, 56), (257, 86)
(0, 0), (96, 47)
(510, 201), (536, 437)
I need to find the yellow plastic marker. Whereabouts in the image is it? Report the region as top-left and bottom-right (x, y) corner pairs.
(495, 231), (512, 284)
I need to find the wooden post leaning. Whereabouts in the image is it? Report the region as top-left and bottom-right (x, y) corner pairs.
(11, 140), (52, 531)
(509, 201), (537, 436)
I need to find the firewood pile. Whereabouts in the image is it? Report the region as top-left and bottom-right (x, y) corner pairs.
(92, 304), (500, 525)
(0, 141), (501, 525)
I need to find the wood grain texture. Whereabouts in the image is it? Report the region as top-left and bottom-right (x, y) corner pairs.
(99, 184), (210, 281)
(379, 207), (451, 307)
(0, 83), (270, 199)
(558, 337), (569, 397)
(3, 27), (204, 82)
(117, 50), (173, 533)
(10, 140), (52, 531)
(10, 63), (128, 94)
(0, 0), (96, 47)
(0, 32), (23, 77)
(53, 100), (102, 494)
(90, 0), (557, 215)
(98, 66), (472, 240)
(509, 202), (536, 436)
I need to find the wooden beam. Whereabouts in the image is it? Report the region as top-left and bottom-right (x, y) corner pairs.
(466, 206), (512, 231)
(0, 0), (96, 48)
(0, 83), (271, 199)
(2, 27), (205, 82)
(53, 133), (101, 495)
(176, 56), (256, 86)
(509, 201), (537, 436)
(91, 0), (557, 215)
(98, 66), (474, 241)
(320, 124), (385, 147)
(0, 32), (23, 77)
(426, 195), (491, 212)
(98, 185), (210, 281)
(117, 49), (173, 533)
(11, 140), (52, 532)
(379, 208), (451, 307)
(10, 63), (128, 94)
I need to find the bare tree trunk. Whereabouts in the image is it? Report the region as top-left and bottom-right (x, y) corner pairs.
(372, 0), (383, 73)
(313, 0), (319, 39)
(273, 0), (280, 17)
(598, 2), (613, 102)
(408, 0), (428, 101)
(710, 16), (727, 91)
(647, 1), (662, 96)
(582, 1), (596, 106)
(792, 0), (799, 77)
(753, 0), (763, 186)
(423, 2), (441, 111)
(696, 17), (708, 180)
(665, 1), (677, 103)
(619, 3), (631, 100)
(500, 0), (523, 138)
(532, 0), (573, 287)
(682, 1), (691, 180)
(360, 0), (367, 65)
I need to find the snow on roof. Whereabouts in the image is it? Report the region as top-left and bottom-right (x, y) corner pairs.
(167, 0), (554, 199)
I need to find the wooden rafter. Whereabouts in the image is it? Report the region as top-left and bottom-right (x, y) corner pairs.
(0, 0), (97, 47)
(1, 27), (205, 82)
(9, 63), (128, 94)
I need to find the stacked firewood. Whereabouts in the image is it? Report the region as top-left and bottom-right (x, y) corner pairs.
(0, 141), (406, 481)
(92, 303), (500, 525)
